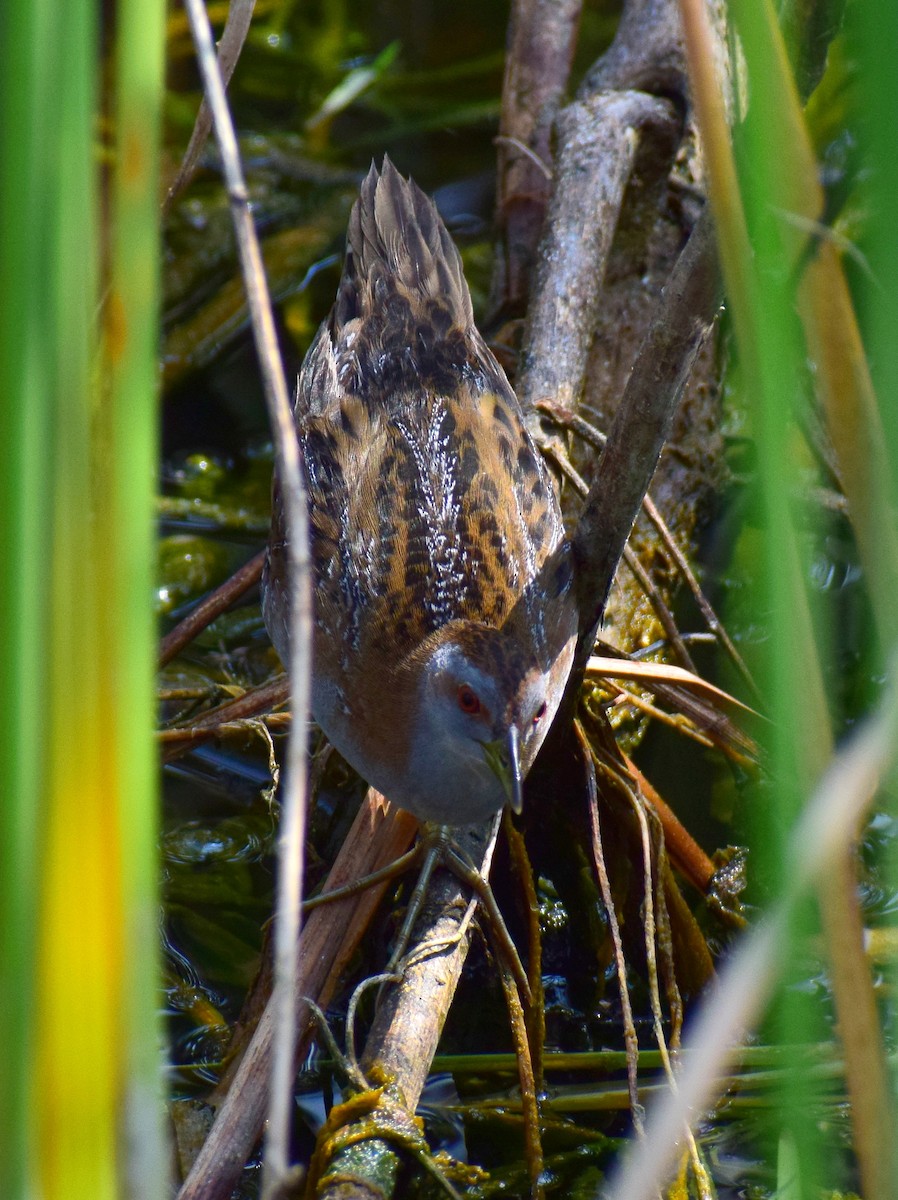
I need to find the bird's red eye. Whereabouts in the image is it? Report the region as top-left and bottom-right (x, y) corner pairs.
(457, 685), (481, 715)
(533, 702), (547, 725)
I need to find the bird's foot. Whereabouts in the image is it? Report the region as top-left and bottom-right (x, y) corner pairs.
(305, 992), (466, 1200)
(385, 818), (532, 1008)
(301, 843), (423, 913)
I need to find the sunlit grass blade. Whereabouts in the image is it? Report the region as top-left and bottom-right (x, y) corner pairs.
(34, 0), (117, 1193)
(731, 4), (897, 1195)
(0, 0), (55, 1195)
(108, 0), (168, 1192)
(1, 0), (166, 1196)
(848, 4), (898, 1195)
(675, 0), (898, 1195)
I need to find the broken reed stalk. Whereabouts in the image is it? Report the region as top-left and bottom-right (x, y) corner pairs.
(569, 207), (721, 675)
(176, 794), (418, 1200)
(316, 821), (500, 1199)
(158, 548), (265, 667)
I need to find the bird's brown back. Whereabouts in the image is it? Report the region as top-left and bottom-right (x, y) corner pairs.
(266, 158), (570, 697)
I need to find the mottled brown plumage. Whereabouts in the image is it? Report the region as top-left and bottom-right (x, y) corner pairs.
(263, 158), (577, 824)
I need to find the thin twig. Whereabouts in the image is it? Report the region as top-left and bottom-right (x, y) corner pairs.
(158, 548), (265, 667)
(575, 721), (643, 1131)
(159, 715), (288, 748)
(494, 134), (553, 180)
(621, 762), (709, 1192)
(164, 0), (256, 211)
(180, 2), (312, 1194)
(639, 493), (761, 702)
(621, 545), (698, 673)
(503, 813), (546, 1091)
(498, 962), (545, 1199)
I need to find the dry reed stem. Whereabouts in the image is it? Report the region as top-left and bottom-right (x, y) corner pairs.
(158, 549), (265, 667)
(177, 793), (418, 1200)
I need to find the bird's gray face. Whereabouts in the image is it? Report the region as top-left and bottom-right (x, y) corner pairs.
(401, 642), (554, 826)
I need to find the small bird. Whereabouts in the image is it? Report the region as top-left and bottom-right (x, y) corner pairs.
(263, 158), (577, 826)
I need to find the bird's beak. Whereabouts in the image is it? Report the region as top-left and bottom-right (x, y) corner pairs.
(481, 726), (523, 814)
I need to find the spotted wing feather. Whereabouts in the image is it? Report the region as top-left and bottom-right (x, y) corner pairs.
(267, 158), (567, 686)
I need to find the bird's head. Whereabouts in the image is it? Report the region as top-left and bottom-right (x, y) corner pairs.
(396, 623), (571, 826)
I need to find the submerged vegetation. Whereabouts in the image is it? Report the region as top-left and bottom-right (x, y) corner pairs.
(2, 0), (897, 1198)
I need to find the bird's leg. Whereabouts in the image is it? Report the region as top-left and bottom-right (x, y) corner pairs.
(301, 843), (424, 912)
(301, 817), (527, 1007)
(384, 824), (451, 972)
(441, 840), (532, 1006)
(384, 817), (531, 1008)
(301, 818), (530, 1014)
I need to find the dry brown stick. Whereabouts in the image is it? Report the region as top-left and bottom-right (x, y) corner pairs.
(164, 0), (256, 210)
(620, 770), (708, 1188)
(569, 207), (721, 673)
(504, 815), (546, 1093)
(517, 88), (679, 419)
(158, 685), (224, 701)
(317, 821), (501, 1199)
(176, 794), (419, 1200)
(492, 0), (582, 317)
(498, 963), (544, 1199)
(159, 715), (289, 747)
(817, 849), (898, 1200)
(158, 548), (265, 667)
(160, 675), (290, 762)
(576, 722), (643, 1129)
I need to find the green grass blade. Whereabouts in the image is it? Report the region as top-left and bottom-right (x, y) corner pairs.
(108, 0), (168, 1192)
(0, 0), (55, 1193)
